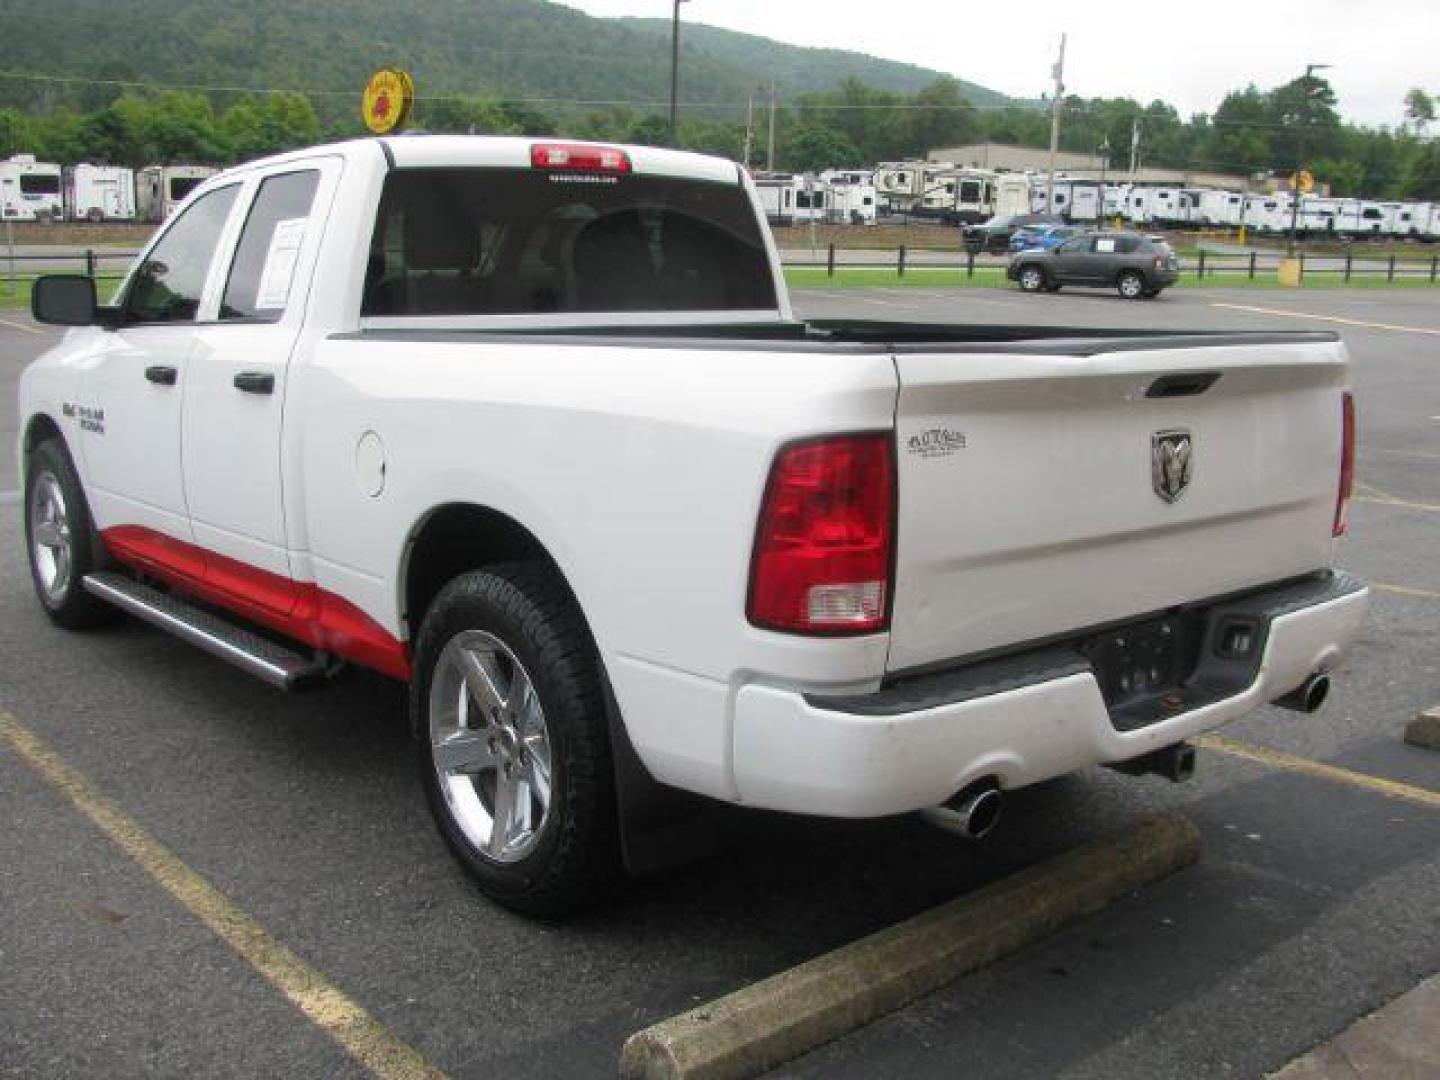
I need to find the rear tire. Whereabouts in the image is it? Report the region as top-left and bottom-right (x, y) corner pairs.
(1018, 265), (1047, 292)
(1117, 271), (1145, 299)
(24, 438), (115, 630)
(411, 563), (618, 918)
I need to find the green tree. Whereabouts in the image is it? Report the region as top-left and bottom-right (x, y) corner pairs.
(905, 77), (978, 156)
(1403, 87), (1435, 135)
(783, 124), (862, 172)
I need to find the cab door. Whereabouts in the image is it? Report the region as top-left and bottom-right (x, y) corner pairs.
(1051, 235), (1096, 283)
(182, 160), (338, 614)
(78, 183), (242, 574)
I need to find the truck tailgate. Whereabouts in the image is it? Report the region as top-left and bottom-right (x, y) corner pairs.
(888, 337), (1349, 674)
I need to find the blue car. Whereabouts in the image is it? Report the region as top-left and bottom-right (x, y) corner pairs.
(1009, 224), (1082, 253)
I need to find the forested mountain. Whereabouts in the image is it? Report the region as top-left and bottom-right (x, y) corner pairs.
(0, 0), (1007, 118)
(615, 19), (1011, 106)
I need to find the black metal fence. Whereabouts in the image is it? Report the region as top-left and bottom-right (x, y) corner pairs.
(4, 246), (1439, 294)
(784, 244), (1440, 283)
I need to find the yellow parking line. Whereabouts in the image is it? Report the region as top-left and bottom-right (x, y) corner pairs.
(0, 711), (444, 1080)
(1195, 734), (1440, 809)
(1356, 495), (1440, 512)
(1371, 581), (1440, 600)
(1210, 301), (1440, 336)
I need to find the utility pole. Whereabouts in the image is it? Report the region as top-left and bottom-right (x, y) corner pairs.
(668, 0), (689, 148)
(742, 93), (754, 170)
(1287, 61), (1331, 257)
(1128, 118), (1140, 179)
(766, 82), (777, 173)
(1045, 32), (1066, 215)
(1098, 136), (1110, 225)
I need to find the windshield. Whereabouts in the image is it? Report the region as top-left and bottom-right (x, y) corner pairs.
(363, 167), (777, 317)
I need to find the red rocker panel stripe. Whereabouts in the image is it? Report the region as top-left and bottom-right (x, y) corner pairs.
(101, 526), (412, 681)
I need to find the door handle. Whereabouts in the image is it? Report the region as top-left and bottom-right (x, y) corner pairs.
(233, 371), (275, 395)
(144, 365), (178, 386)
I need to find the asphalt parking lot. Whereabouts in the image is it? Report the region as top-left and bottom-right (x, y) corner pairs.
(1, 287), (1437, 1078)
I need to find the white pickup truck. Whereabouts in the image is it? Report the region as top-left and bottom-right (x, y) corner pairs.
(20, 137), (1368, 915)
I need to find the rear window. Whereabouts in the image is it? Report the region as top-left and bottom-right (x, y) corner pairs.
(20, 173), (60, 196)
(362, 167), (777, 317)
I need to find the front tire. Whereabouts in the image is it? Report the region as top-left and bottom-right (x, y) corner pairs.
(1117, 271), (1145, 299)
(411, 564), (618, 917)
(1018, 265), (1047, 292)
(24, 438), (115, 630)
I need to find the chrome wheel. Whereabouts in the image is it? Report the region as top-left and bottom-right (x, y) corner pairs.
(428, 629), (553, 864)
(1019, 266), (1044, 292)
(29, 471), (73, 604)
(1118, 272), (1144, 299)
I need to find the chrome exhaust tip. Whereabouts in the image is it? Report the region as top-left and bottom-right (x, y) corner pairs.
(1274, 672), (1331, 714)
(921, 781), (1003, 841)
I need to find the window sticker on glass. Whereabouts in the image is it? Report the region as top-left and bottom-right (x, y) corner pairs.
(255, 217), (308, 310)
(1096, 238), (1117, 253)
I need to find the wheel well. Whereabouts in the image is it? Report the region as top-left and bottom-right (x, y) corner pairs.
(23, 414), (64, 463)
(402, 503), (557, 638)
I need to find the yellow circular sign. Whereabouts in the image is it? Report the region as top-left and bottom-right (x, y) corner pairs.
(1290, 169), (1315, 194)
(362, 68), (414, 135)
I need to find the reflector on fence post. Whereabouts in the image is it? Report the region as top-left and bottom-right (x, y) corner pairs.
(1249, 251), (1257, 279)
(1345, 252), (1352, 283)
(1197, 250), (1206, 279)
(827, 243), (835, 279)
(898, 244), (906, 278)
(1388, 254), (1396, 282)
(967, 250), (974, 279)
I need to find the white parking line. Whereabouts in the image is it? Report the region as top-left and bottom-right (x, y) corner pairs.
(1210, 302), (1440, 336)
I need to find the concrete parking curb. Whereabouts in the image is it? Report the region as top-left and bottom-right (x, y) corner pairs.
(619, 811), (1202, 1080)
(1404, 706), (1440, 751)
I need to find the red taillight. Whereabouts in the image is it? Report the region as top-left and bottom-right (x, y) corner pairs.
(747, 433), (894, 635)
(1334, 391), (1355, 537)
(530, 142), (632, 173)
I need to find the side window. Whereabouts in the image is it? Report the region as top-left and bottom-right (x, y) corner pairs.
(1059, 238), (1092, 254)
(125, 185), (239, 323)
(221, 170), (321, 321)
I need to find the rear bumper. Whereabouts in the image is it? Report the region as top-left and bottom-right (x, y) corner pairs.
(731, 572), (1369, 817)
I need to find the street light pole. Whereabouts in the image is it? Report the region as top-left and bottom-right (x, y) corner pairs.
(1287, 62), (1330, 257)
(668, 0), (689, 148)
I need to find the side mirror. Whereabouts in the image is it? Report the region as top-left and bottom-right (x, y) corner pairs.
(32, 275), (98, 327)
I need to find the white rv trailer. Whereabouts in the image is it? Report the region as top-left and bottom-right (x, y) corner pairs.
(819, 168), (873, 187)
(1065, 181), (1103, 222)
(874, 160), (959, 216)
(0, 154), (63, 221)
(993, 173), (1033, 218)
(753, 175), (801, 227)
(1390, 202), (1430, 238)
(63, 164), (137, 222)
(1029, 179), (1074, 216)
(1198, 190), (1244, 228)
(1241, 193), (1290, 234)
(1102, 183), (1129, 220)
(825, 179), (878, 224)
(136, 164), (218, 221)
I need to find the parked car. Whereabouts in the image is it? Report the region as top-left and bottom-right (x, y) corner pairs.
(22, 137), (1364, 916)
(964, 212), (1063, 254)
(1007, 231), (1181, 298)
(1008, 223), (1082, 253)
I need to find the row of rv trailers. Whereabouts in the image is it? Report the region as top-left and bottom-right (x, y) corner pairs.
(0, 155), (217, 223)
(756, 162), (1440, 239)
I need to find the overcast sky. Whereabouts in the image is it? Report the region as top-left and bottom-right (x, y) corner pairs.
(555, 0), (1437, 127)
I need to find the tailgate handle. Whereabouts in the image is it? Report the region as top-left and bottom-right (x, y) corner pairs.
(1147, 372), (1220, 398)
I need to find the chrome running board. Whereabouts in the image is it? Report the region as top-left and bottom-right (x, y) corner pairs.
(83, 571), (327, 691)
